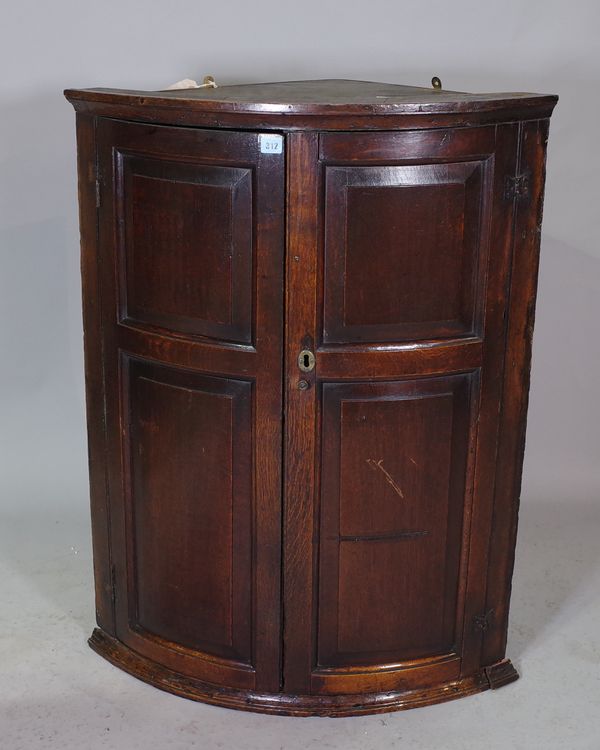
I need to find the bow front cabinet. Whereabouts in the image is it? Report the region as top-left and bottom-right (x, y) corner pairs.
(65, 79), (557, 716)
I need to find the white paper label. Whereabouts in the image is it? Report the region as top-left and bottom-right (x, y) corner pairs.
(259, 134), (283, 154)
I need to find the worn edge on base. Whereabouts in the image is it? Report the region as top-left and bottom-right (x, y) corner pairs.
(88, 628), (518, 717)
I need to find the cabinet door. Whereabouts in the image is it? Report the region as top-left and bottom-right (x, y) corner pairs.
(283, 126), (520, 696)
(94, 120), (285, 692)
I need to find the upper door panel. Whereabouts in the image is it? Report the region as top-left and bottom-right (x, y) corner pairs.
(323, 161), (488, 344)
(118, 155), (253, 343)
(99, 121), (284, 349)
(319, 128), (496, 347)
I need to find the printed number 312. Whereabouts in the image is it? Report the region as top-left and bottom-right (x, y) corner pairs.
(260, 135), (283, 154)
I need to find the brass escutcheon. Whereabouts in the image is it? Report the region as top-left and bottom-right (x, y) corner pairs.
(298, 349), (316, 373)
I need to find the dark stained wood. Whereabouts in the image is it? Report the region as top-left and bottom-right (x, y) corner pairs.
(64, 80), (557, 133)
(283, 122), (523, 699)
(281, 132), (320, 694)
(89, 627), (518, 715)
(322, 160), (485, 343)
(126, 359), (252, 663)
(75, 113), (114, 634)
(65, 77), (557, 117)
(92, 118), (285, 692)
(66, 78), (557, 716)
(457, 123), (522, 679)
(119, 156), (253, 342)
(481, 119), (551, 666)
(65, 100), (559, 135)
(319, 124), (497, 160)
(317, 376), (473, 668)
(315, 339), (483, 379)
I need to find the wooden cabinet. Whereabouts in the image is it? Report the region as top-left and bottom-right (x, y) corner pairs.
(65, 79), (557, 716)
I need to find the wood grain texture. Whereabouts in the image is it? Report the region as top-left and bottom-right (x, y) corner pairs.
(67, 78), (556, 716)
(281, 132), (320, 694)
(93, 119), (285, 692)
(64, 80), (557, 134)
(118, 156), (253, 342)
(317, 376), (473, 667)
(75, 113), (115, 634)
(125, 359), (252, 663)
(457, 123), (521, 678)
(481, 119), (551, 666)
(89, 628), (518, 716)
(322, 161), (485, 343)
(65, 78), (557, 127)
(284, 123), (522, 699)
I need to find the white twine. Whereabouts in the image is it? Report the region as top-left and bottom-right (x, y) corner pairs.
(164, 77), (218, 90)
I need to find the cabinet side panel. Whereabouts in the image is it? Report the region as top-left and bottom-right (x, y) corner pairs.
(482, 119), (551, 665)
(75, 113), (114, 633)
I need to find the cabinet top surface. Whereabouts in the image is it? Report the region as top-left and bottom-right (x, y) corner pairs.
(64, 78), (557, 120)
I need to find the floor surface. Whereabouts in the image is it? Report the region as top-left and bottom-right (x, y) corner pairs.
(1, 482), (599, 749)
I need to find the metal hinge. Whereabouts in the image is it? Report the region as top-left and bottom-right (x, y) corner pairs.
(473, 609), (494, 632)
(504, 173), (529, 201)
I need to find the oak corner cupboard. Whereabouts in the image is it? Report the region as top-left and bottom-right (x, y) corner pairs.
(65, 77), (557, 716)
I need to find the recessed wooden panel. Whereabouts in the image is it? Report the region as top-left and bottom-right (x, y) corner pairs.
(125, 358), (253, 664)
(118, 155), (253, 343)
(318, 375), (475, 667)
(323, 162), (487, 344)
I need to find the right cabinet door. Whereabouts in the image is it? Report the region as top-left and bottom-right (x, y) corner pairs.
(283, 125), (521, 696)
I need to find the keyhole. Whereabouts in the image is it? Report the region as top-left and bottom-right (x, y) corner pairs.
(298, 349), (315, 372)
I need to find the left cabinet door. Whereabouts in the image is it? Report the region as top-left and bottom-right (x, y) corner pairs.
(90, 119), (285, 693)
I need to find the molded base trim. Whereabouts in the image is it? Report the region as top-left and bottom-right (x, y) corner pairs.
(89, 628), (518, 717)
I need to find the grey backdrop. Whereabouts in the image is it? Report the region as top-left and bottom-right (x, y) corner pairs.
(1, 2), (599, 748)
(1, 0), (598, 513)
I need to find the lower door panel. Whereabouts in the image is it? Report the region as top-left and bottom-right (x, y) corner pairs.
(124, 357), (253, 667)
(313, 374), (477, 693)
